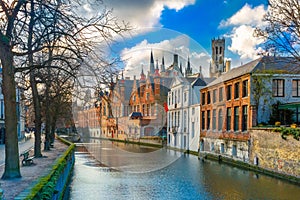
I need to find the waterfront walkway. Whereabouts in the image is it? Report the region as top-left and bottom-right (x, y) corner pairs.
(0, 137), (68, 199)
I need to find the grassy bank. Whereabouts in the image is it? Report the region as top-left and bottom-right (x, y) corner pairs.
(15, 136), (75, 200)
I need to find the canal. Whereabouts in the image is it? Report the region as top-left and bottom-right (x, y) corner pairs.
(67, 139), (300, 200)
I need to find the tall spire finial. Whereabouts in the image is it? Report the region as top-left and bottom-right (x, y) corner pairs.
(140, 64), (146, 81)
(150, 49), (155, 74)
(141, 64), (144, 75)
(180, 62), (183, 74)
(120, 70), (125, 84)
(154, 59), (160, 77)
(161, 56), (166, 72)
(185, 56), (192, 77)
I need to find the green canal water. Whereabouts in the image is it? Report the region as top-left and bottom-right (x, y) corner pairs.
(67, 138), (300, 200)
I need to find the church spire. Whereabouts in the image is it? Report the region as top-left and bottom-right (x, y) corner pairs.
(180, 62), (183, 74)
(120, 70), (125, 84)
(150, 50), (155, 74)
(140, 65), (146, 81)
(154, 59), (160, 77)
(198, 65), (203, 78)
(187, 57), (191, 71)
(185, 57), (192, 77)
(161, 56), (165, 72)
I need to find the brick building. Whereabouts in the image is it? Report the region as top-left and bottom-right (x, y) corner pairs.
(127, 51), (174, 137)
(200, 56), (300, 161)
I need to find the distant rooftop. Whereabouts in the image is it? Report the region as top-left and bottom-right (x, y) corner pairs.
(206, 56), (300, 87)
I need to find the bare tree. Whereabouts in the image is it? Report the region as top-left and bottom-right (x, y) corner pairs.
(255, 0), (300, 59)
(0, 0), (25, 179)
(0, 0), (130, 179)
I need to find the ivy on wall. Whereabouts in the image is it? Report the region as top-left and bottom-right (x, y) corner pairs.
(274, 127), (300, 141)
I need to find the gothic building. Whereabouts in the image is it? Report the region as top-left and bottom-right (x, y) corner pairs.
(127, 51), (182, 137)
(118, 49), (201, 138)
(77, 38), (225, 140)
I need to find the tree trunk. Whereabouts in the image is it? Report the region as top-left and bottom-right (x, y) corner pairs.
(44, 80), (51, 151)
(30, 72), (43, 157)
(28, 0), (42, 157)
(50, 115), (57, 145)
(0, 47), (21, 179)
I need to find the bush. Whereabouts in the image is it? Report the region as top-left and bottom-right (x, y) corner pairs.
(274, 127), (300, 140)
(291, 124), (297, 128)
(275, 121), (281, 126)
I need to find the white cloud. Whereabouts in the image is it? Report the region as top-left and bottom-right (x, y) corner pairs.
(163, 0), (195, 11)
(228, 25), (264, 60)
(120, 35), (210, 78)
(220, 4), (267, 61)
(103, 0), (195, 29)
(191, 52), (207, 59)
(219, 3), (266, 28)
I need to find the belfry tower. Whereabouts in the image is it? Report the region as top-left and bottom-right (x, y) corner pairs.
(210, 38), (225, 78)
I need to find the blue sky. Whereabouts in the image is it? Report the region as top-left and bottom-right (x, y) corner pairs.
(100, 0), (268, 77)
(161, 0), (266, 50)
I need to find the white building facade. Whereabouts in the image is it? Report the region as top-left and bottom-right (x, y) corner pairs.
(167, 76), (207, 152)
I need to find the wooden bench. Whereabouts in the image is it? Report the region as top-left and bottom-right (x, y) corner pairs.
(21, 150), (34, 166)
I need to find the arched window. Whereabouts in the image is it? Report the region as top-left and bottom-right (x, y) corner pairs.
(212, 109), (216, 130)
(215, 47), (218, 54)
(207, 110), (211, 130)
(172, 112), (174, 126)
(226, 108), (231, 131)
(218, 109), (223, 131)
(220, 47), (222, 54)
(177, 111), (180, 127)
(184, 111), (187, 132)
(174, 112), (177, 126)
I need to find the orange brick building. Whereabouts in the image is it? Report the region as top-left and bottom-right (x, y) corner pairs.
(128, 51), (173, 137)
(200, 56), (300, 161)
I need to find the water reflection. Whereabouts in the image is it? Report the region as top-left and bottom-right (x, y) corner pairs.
(68, 139), (300, 200)
(82, 138), (182, 173)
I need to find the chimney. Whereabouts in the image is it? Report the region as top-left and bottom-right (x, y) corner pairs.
(225, 60), (231, 72)
(173, 54), (178, 66)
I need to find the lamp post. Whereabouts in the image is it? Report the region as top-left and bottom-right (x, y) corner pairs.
(172, 125), (178, 147)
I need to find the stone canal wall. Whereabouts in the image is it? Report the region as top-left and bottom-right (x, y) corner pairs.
(14, 137), (75, 200)
(200, 138), (249, 162)
(200, 128), (300, 183)
(250, 129), (300, 178)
